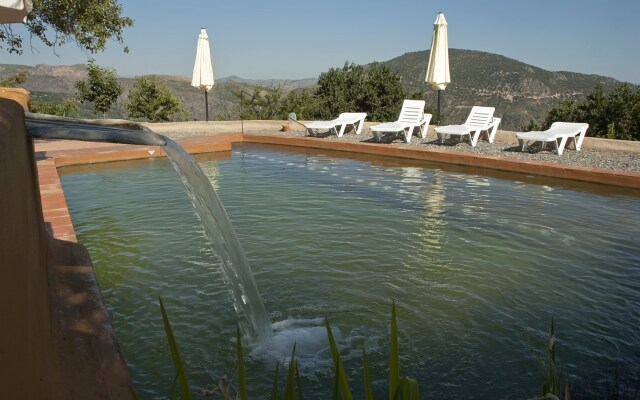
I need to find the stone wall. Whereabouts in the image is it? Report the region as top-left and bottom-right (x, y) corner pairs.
(0, 96), (61, 397)
(0, 95), (132, 399)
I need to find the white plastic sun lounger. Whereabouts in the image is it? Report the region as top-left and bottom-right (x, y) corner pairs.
(304, 112), (367, 137)
(434, 106), (501, 147)
(370, 100), (432, 143)
(515, 122), (589, 155)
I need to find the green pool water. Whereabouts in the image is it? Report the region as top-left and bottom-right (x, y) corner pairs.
(59, 143), (640, 399)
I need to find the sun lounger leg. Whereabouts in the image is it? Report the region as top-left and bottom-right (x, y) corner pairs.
(405, 128), (413, 143)
(552, 139), (560, 155)
(419, 124), (427, 139)
(556, 136), (569, 155)
(354, 119), (364, 135)
(572, 135), (581, 151)
(486, 118), (501, 143)
(575, 127), (587, 151)
(518, 138), (526, 151)
(469, 130), (480, 147)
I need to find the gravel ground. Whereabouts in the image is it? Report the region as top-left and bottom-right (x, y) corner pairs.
(166, 128), (640, 173)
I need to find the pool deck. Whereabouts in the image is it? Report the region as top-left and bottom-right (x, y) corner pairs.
(35, 128), (640, 243)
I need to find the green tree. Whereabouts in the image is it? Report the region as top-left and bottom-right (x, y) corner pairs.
(30, 99), (79, 117)
(75, 59), (122, 118)
(1, 0), (133, 55)
(236, 85), (317, 120)
(237, 85), (288, 120)
(125, 76), (186, 122)
(603, 83), (640, 140)
(280, 89), (317, 120)
(232, 63), (411, 123)
(314, 62), (408, 121)
(544, 82), (640, 140)
(0, 70), (29, 87)
(544, 98), (579, 129)
(522, 119), (540, 132)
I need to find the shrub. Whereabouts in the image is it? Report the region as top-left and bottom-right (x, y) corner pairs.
(125, 76), (186, 122)
(544, 83), (640, 140)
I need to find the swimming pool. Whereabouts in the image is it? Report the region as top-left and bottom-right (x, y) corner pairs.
(60, 143), (640, 399)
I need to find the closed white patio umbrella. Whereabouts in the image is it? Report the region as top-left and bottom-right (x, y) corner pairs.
(191, 28), (214, 121)
(0, 0), (32, 23)
(425, 12), (450, 125)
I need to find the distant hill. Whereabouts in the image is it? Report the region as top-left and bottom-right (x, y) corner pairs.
(0, 49), (625, 129)
(218, 75), (317, 91)
(0, 63), (253, 120)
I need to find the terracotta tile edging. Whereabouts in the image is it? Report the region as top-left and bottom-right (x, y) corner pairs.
(36, 159), (77, 242)
(242, 134), (640, 190)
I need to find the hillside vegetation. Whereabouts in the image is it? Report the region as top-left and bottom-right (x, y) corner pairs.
(0, 48), (627, 130)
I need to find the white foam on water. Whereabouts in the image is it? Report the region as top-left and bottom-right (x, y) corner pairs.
(248, 318), (342, 373)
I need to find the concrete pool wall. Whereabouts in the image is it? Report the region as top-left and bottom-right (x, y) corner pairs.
(3, 90), (640, 397)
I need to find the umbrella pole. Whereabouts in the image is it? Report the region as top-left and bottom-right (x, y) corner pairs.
(437, 89), (441, 126)
(205, 90), (209, 122)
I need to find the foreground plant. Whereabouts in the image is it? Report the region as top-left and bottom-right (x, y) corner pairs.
(321, 301), (418, 400)
(159, 296), (193, 400)
(136, 299), (611, 399)
(530, 318), (569, 400)
(145, 298), (422, 398)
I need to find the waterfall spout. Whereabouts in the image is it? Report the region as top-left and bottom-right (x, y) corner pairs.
(26, 118), (273, 344)
(163, 138), (273, 343)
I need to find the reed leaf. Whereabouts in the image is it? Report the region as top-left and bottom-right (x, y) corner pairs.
(284, 343), (297, 400)
(271, 361), (280, 400)
(236, 325), (248, 400)
(362, 348), (374, 400)
(169, 373), (178, 400)
(332, 357), (341, 400)
(403, 377), (419, 400)
(159, 296), (193, 400)
(296, 358), (304, 400)
(325, 318), (353, 400)
(391, 377), (406, 400)
(389, 301), (399, 400)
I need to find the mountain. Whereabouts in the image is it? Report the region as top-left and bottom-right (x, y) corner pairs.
(381, 49), (621, 129)
(0, 49), (624, 128)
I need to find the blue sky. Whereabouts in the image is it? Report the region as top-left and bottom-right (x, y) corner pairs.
(3, 0), (640, 83)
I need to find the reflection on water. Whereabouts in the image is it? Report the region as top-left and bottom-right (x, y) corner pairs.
(59, 143), (640, 399)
